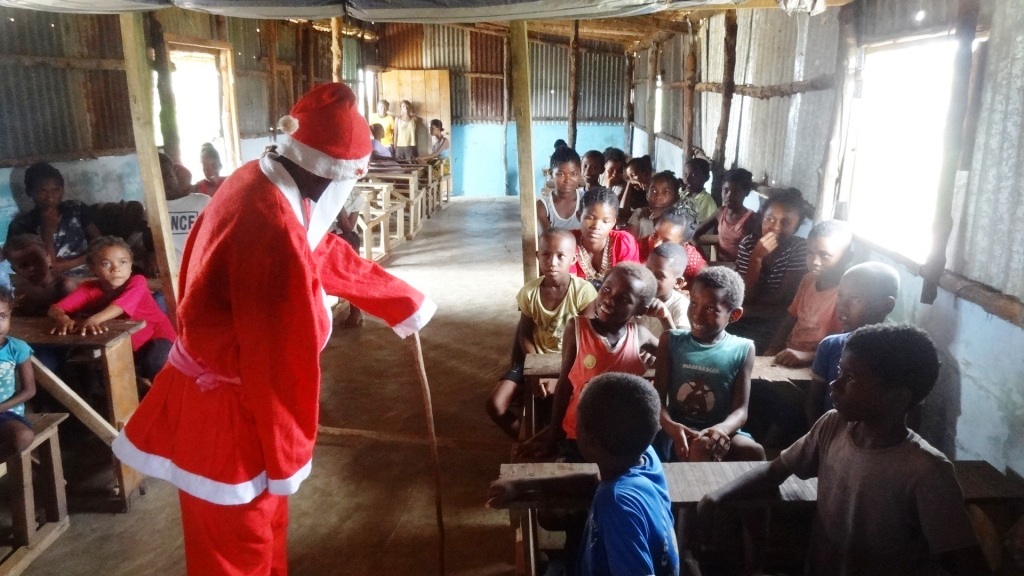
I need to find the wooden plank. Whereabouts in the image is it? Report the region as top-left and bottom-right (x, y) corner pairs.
(268, 21), (279, 128)
(682, 38), (697, 159)
(219, 42), (242, 174)
(953, 461), (1024, 503)
(711, 9), (738, 187)
(31, 357), (118, 445)
(331, 18), (343, 83)
(0, 517), (70, 576)
(38, 433), (68, 523)
(102, 337), (143, 503)
(438, 72), (452, 147)
(510, 21), (539, 284)
(9, 451), (34, 547)
(411, 71), (428, 153)
(624, 54), (634, 152)
(119, 12), (179, 323)
(645, 43), (658, 156)
(567, 20), (580, 149)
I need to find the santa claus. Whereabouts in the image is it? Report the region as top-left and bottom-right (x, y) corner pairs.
(112, 83), (435, 575)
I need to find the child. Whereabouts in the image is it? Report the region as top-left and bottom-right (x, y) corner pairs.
(486, 229), (597, 439)
(162, 152), (211, 264)
(519, 262), (659, 461)
(571, 188), (640, 287)
(0, 287), (36, 461)
(621, 155), (652, 224)
(3, 234), (75, 317)
(765, 220), (854, 367)
(627, 169), (681, 240)
(581, 150), (605, 193)
(699, 324), (989, 576)
(489, 372), (680, 576)
(643, 209), (707, 286)
(681, 157), (718, 225)
(49, 236), (177, 385)
(805, 261), (899, 425)
(537, 145), (583, 231)
(693, 167), (758, 261)
(639, 242), (691, 338)
(196, 143), (226, 197)
(393, 100), (419, 161)
(368, 99), (394, 148)
(731, 188), (809, 353)
(601, 147), (628, 223)
(653, 266), (764, 463)
(370, 123), (393, 159)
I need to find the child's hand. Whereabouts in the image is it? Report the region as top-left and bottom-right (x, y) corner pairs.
(645, 299), (670, 321)
(532, 378), (557, 399)
(486, 479), (521, 509)
(669, 423), (698, 461)
(751, 231), (779, 260)
(50, 316), (77, 335)
(773, 348), (814, 367)
(515, 427), (559, 460)
(79, 316), (109, 336)
(698, 427), (731, 461)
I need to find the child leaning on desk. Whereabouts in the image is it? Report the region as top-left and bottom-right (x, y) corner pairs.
(486, 228), (598, 439)
(489, 372), (680, 576)
(0, 287), (36, 461)
(48, 236), (176, 388)
(698, 324), (990, 576)
(653, 266), (764, 464)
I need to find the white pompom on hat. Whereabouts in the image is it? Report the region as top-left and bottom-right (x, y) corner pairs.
(275, 82), (371, 181)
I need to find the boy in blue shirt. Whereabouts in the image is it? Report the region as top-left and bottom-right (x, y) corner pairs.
(489, 372), (680, 575)
(0, 287), (36, 460)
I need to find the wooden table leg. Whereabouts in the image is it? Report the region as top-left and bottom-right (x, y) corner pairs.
(102, 337), (143, 509)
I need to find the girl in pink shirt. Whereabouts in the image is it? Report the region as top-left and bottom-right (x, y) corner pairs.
(693, 168), (759, 261)
(50, 236), (176, 383)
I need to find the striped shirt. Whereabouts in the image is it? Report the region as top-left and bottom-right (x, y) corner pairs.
(734, 234), (807, 300)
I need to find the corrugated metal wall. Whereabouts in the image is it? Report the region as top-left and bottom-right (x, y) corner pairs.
(469, 31), (504, 122)
(580, 51), (626, 122)
(156, 7), (217, 40)
(634, 49), (650, 129)
(530, 42), (569, 120)
(696, 9), (839, 205)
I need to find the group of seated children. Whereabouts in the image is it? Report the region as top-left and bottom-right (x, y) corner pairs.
(491, 143), (987, 574)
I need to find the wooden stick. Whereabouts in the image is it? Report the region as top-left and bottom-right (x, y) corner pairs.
(645, 43), (658, 156)
(692, 75), (833, 99)
(120, 12), (179, 321)
(148, 13), (181, 163)
(303, 22), (315, 94)
(31, 357), (117, 445)
(682, 36), (697, 159)
(712, 9), (738, 179)
(330, 18), (342, 83)
(624, 53), (634, 152)
(921, 0), (979, 304)
(567, 20), (580, 149)
(410, 333), (445, 576)
(503, 35), (511, 195)
(510, 21), (539, 283)
(268, 21), (279, 138)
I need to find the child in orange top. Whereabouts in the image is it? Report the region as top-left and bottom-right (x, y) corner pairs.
(693, 168), (758, 261)
(49, 236), (177, 383)
(518, 262), (659, 462)
(766, 220), (853, 367)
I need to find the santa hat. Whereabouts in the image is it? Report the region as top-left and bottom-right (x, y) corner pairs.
(276, 83), (371, 181)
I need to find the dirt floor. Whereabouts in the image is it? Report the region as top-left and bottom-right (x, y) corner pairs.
(23, 197), (525, 576)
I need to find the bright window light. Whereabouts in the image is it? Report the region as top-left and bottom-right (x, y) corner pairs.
(654, 75), (663, 135)
(846, 39), (958, 263)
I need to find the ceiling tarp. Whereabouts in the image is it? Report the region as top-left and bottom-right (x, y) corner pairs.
(0, 0), (715, 22)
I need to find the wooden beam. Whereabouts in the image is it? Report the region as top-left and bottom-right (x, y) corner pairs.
(624, 53), (634, 152)
(503, 34), (511, 195)
(692, 74), (833, 99)
(645, 43), (658, 157)
(711, 9), (738, 188)
(120, 12), (179, 319)
(682, 37), (697, 159)
(815, 4), (856, 221)
(567, 20), (580, 149)
(330, 18), (342, 83)
(0, 54), (124, 71)
(921, 0), (980, 304)
(31, 356), (118, 446)
(268, 21), (279, 136)
(510, 21), (538, 283)
(148, 13), (181, 164)
(303, 21), (315, 93)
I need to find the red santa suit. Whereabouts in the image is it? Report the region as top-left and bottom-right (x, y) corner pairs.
(112, 84), (434, 575)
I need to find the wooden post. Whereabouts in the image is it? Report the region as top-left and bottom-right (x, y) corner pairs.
(682, 36), (697, 160)
(147, 13), (180, 163)
(510, 21), (538, 283)
(816, 5), (856, 221)
(303, 22), (315, 92)
(119, 12), (179, 320)
(624, 53), (634, 153)
(567, 20), (580, 149)
(711, 9), (738, 196)
(268, 21), (279, 138)
(214, 15), (227, 42)
(921, 0), (979, 304)
(645, 44), (658, 157)
(503, 35), (511, 195)
(331, 18), (343, 83)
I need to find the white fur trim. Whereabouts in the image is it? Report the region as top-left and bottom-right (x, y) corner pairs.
(392, 298), (437, 339)
(112, 433), (311, 505)
(276, 136), (370, 181)
(278, 114), (299, 135)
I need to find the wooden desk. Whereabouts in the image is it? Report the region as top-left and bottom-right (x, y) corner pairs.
(353, 181), (402, 262)
(12, 317), (146, 511)
(366, 168), (426, 240)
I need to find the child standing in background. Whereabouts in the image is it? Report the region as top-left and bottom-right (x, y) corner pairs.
(639, 242), (691, 338)
(766, 220), (854, 367)
(580, 150), (605, 193)
(486, 229), (597, 439)
(50, 237), (176, 386)
(196, 143), (226, 197)
(806, 262), (900, 424)
(571, 188), (640, 287)
(537, 145), (584, 231)
(653, 267), (764, 463)
(693, 168), (758, 261)
(621, 155), (652, 224)
(518, 263), (659, 462)
(0, 288), (36, 461)
(393, 100), (419, 161)
(628, 170), (682, 240)
(681, 157), (718, 225)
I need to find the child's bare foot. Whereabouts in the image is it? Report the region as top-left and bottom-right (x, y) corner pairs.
(341, 308), (363, 328)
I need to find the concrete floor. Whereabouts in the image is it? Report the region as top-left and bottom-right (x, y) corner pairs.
(25, 198), (525, 576)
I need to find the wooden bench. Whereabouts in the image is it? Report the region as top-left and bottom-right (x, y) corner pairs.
(1, 413), (70, 575)
(352, 182), (403, 263)
(366, 169), (427, 240)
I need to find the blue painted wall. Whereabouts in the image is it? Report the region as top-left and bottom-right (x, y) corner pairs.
(450, 122), (624, 198)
